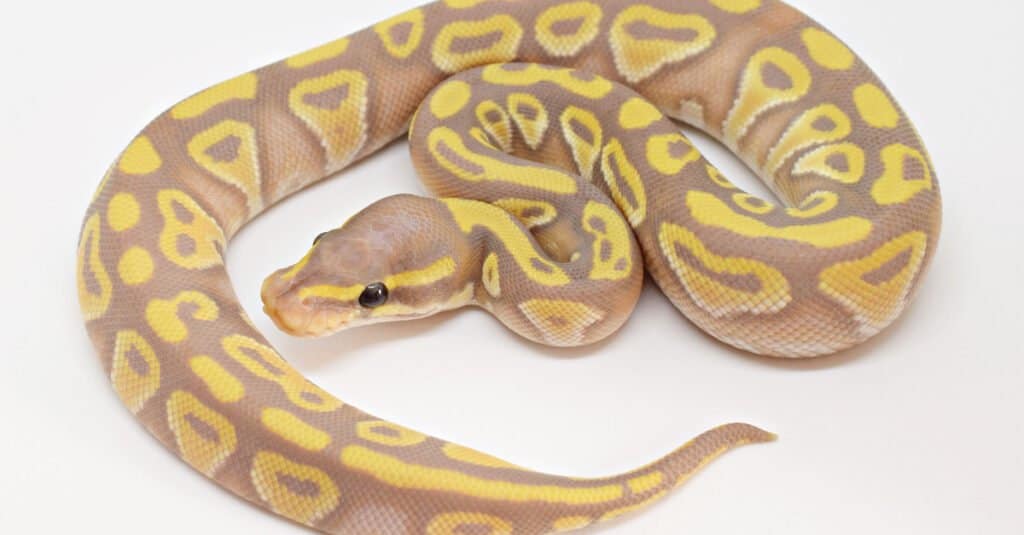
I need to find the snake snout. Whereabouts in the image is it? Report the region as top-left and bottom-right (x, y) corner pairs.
(261, 272), (354, 338)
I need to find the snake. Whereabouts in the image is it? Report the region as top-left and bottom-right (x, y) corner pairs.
(76, 0), (942, 533)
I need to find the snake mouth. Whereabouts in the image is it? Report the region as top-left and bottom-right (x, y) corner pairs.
(261, 274), (355, 338)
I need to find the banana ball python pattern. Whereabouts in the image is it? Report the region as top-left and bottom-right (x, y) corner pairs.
(77, 0), (941, 533)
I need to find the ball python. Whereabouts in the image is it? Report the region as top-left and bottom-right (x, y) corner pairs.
(77, 0), (942, 532)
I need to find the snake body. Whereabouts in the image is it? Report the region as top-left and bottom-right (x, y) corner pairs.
(78, 0), (941, 532)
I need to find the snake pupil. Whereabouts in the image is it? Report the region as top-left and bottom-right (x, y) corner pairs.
(359, 282), (389, 308)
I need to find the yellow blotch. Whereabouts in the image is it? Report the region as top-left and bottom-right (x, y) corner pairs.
(374, 8), (425, 59)
(426, 512), (512, 535)
(687, 190), (872, 248)
(117, 247), (154, 286)
(535, 1), (604, 57)
(171, 73), (258, 120)
(872, 143), (934, 205)
(793, 142), (866, 184)
(709, 0), (761, 13)
(628, 472), (665, 494)
(431, 80), (472, 120)
(787, 190), (840, 219)
(107, 193), (141, 232)
(706, 164), (738, 190)
(356, 420), (427, 447)
(659, 222), (792, 318)
(444, 199), (571, 287)
(285, 37), (350, 68)
(428, 127), (578, 194)
(289, 69), (369, 172)
(619, 97), (662, 130)
(481, 252), (502, 298)
(646, 132), (699, 175)
(493, 198), (557, 228)
(475, 100), (513, 152)
(157, 189), (226, 270)
(118, 135), (162, 176)
(583, 201), (633, 281)
(188, 356), (245, 404)
(262, 408), (332, 452)
(481, 64), (613, 99)
(222, 334), (343, 413)
(187, 120), (263, 216)
(145, 290), (219, 344)
(560, 106), (603, 181)
(432, 15), (524, 73)
(819, 231), (928, 334)
(470, 127), (497, 149)
(442, 443), (521, 470)
(251, 451), (340, 525)
(601, 139), (648, 227)
(77, 214), (112, 321)
(553, 516), (592, 532)
(854, 83), (900, 129)
(801, 27), (855, 70)
(764, 104), (852, 176)
(110, 330), (160, 413)
(167, 391), (238, 476)
(341, 445), (624, 505)
(519, 299), (605, 346)
(610, 6), (717, 83)
(724, 47), (812, 146)
(443, 0), (486, 8)
(507, 93), (550, 149)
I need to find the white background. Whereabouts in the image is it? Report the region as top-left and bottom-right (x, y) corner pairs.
(1, 1), (1022, 533)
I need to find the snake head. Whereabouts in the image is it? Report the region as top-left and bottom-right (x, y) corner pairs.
(261, 195), (474, 337)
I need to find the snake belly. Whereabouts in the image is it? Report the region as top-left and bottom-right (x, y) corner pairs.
(76, 0), (941, 533)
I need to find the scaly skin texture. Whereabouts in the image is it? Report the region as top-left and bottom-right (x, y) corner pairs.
(77, 1), (940, 533)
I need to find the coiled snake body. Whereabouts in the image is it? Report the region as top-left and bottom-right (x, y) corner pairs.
(77, 0), (941, 532)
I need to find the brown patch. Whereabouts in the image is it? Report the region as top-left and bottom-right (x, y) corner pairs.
(520, 206), (546, 219)
(599, 240), (614, 262)
(863, 248), (913, 285)
(902, 153), (928, 182)
(277, 474), (321, 498)
(389, 21), (414, 47)
(449, 32), (503, 55)
(615, 258), (629, 272)
(550, 17), (586, 37)
(761, 63), (793, 91)
(435, 139), (485, 176)
(125, 346), (150, 376)
(484, 110), (504, 124)
(668, 139), (692, 159)
(515, 104), (539, 121)
(176, 234), (197, 257)
(674, 243), (763, 293)
(825, 153), (849, 173)
(625, 20), (698, 43)
(302, 84), (351, 110)
(300, 391), (325, 404)
(368, 425), (401, 438)
(185, 414), (221, 443)
(204, 135), (241, 163)
(811, 116), (837, 132)
(171, 200), (195, 224)
(531, 258), (554, 273)
(568, 119), (594, 145)
(587, 216), (606, 234)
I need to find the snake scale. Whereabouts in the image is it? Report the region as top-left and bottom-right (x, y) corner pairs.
(77, 0), (941, 532)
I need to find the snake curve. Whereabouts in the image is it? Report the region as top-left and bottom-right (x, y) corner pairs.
(77, 0), (941, 533)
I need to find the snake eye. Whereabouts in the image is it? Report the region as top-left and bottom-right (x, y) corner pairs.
(313, 232), (328, 246)
(358, 282), (389, 309)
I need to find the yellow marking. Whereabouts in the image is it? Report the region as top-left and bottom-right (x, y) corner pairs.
(732, 193), (775, 215)
(280, 248), (314, 281)
(444, 199), (571, 287)
(289, 69), (369, 172)
(285, 37), (350, 68)
(262, 408), (331, 452)
(600, 491), (669, 521)
(619, 97), (662, 130)
(764, 103), (852, 176)
(601, 138), (648, 227)
(687, 190), (872, 248)
(724, 47), (812, 146)
(560, 106), (603, 181)
(117, 247), (154, 286)
(171, 73), (258, 120)
(628, 472), (665, 494)
(706, 164), (737, 190)
(222, 334), (343, 413)
(507, 92), (550, 149)
(553, 516), (593, 532)
(426, 512), (512, 535)
(251, 451), (340, 525)
(519, 299), (605, 346)
(187, 119), (263, 216)
(443, 0), (486, 7)
(145, 290), (219, 344)
(709, 0), (761, 13)
(819, 231), (928, 334)
(482, 64), (613, 99)
(77, 214), (111, 321)
(854, 83), (900, 129)
(370, 281), (475, 318)
(659, 222), (792, 317)
(357, 420), (427, 447)
(442, 443), (521, 470)
(167, 391), (237, 476)
(493, 198), (557, 228)
(475, 100), (512, 152)
(801, 27), (855, 70)
(787, 190), (840, 219)
(469, 126), (497, 149)
(189, 356), (245, 403)
(374, 8), (425, 59)
(481, 252), (502, 298)
(872, 143), (934, 205)
(583, 201), (633, 281)
(107, 192), (141, 232)
(610, 6), (717, 83)
(646, 132), (700, 175)
(300, 257), (456, 303)
(428, 127), (578, 194)
(110, 330), (160, 414)
(118, 135), (162, 175)
(432, 15), (524, 72)
(535, 1), (604, 57)
(430, 80), (472, 120)
(341, 445), (624, 504)
(793, 142), (866, 184)
(157, 189), (226, 270)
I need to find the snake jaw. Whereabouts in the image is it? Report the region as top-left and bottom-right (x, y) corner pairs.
(261, 270), (357, 337)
